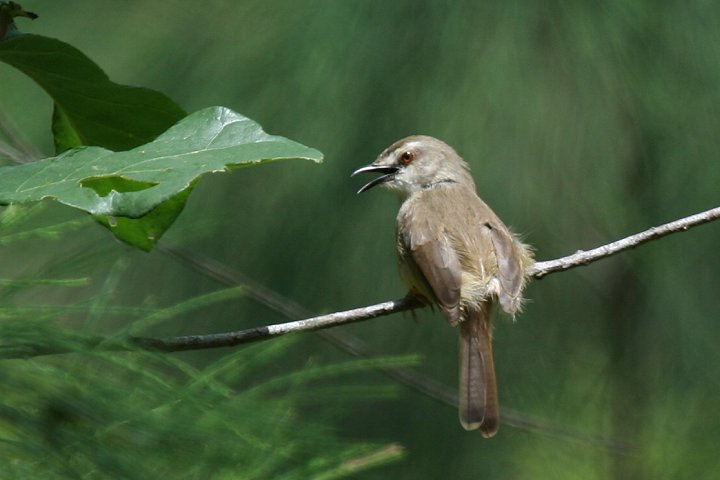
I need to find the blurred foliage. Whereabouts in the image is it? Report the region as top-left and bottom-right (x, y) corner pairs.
(1, 1), (720, 479)
(0, 329), (407, 479)
(0, 211), (408, 478)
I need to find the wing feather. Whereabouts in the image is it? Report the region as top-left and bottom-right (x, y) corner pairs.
(408, 232), (463, 324)
(484, 222), (524, 314)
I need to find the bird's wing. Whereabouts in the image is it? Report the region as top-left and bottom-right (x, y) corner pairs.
(484, 222), (525, 314)
(407, 230), (463, 324)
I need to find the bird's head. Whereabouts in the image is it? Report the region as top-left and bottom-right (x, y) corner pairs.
(352, 135), (474, 197)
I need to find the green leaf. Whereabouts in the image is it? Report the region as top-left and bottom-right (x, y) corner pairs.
(93, 183), (195, 251)
(0, 34), (186, 152)
(0, 34), (323, 251)
(51, 104), (85, 152)
(0, 107), (324, 250)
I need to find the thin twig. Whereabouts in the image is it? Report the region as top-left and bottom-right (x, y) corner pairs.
(130, 298), (418, 351)
(146, 205), (720, 350)
(531, 205), (720, 278)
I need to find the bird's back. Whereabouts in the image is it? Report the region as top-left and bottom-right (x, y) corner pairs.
(397, 183), (530, 317)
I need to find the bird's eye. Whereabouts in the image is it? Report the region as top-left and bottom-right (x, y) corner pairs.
(399, 151), (416, 165)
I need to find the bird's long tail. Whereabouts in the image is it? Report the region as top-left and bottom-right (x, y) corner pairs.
(458, 303), (499, 437)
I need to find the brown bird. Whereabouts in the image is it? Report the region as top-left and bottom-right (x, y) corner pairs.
(353, 136), (533, 437)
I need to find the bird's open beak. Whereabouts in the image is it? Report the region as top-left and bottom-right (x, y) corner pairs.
(351, 164), (399, 194)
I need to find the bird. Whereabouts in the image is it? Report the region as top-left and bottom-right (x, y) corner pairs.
(352, 135), (533, 437)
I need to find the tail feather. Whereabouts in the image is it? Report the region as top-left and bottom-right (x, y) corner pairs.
(458, 303), (499, 437)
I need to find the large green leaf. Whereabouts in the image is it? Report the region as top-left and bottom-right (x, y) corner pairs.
(0, 107), (323, 250)
(0, 33), (186, 152)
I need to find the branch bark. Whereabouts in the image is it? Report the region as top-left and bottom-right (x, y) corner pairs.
(530, 205), (720, 278)
(130, 297), (422, 351)
(135, 205), (720, 352)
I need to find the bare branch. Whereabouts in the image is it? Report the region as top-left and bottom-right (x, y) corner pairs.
(142, 205), (720, 351)
(130, 297), (421, 351)
(531, 205), (720, 278)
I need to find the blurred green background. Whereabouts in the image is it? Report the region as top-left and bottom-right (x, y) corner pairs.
(2, 1), (720, 478)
